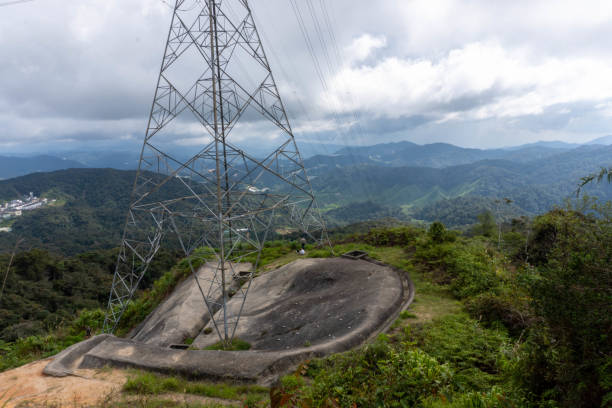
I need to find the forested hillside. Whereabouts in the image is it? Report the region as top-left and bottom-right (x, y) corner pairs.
(1, 142), (612, 255)
(329, 140), (573, 167)
(0, 169), (136, 255)
(310, 145), (612, 221)
(0, 169), (195, 255)
(0, 248), (180, 342)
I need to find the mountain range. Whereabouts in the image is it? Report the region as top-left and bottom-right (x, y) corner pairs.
(2, 137), (611, 179)
(313, 140), (598, 168)
(313, 147), (609, 205)
(0, 137), (611, 254)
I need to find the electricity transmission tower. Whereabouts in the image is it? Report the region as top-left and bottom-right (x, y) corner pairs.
(103, 0), (329, 344)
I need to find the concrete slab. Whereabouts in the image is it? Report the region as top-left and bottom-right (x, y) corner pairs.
(43, 334), (113, 377)
(130, 262), (251, 347)
(193, 258), (403, 351)
(45, 257), (413, 385)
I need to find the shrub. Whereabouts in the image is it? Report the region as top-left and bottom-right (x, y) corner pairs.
(412, 314), (512, 391)
(465, 292), (531, 337)
(448, 243), (501, 299)
(279, 339), (453, 407)
(415, 238), (503, 298)
(429, 222), (448, 244)
(424, 386), (521, 408)
(522, 206), (612, 406)
(71, 308), (105, 336)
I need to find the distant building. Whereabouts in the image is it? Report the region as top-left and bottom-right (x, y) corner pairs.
(0, 192), (49, 220)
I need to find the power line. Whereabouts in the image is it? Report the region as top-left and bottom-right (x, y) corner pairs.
(0, 237), (23, 303)
(287, 0), (378, 202)
(0, 0), (35, 7)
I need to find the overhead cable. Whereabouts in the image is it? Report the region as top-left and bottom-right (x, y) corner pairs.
(0, 0), (35, 7)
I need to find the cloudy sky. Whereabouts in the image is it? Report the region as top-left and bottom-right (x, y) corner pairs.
(2, 0), (612, 154)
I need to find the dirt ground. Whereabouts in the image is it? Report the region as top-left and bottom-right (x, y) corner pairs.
(0, 359), (247, 407)
(0, 358), (126, 408)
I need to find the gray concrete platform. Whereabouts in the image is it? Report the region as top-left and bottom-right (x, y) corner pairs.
(193, 258), (403, 350)
(44, 257), (413, 384)
(130, 262), (251, 347)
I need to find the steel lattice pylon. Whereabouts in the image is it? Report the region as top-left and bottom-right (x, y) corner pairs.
(103, 0), (330, 344)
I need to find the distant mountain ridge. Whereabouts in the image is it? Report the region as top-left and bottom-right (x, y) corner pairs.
(586, 135), (612, 145)
(324, 141), (580, 169)
(4, 135), (611, 179)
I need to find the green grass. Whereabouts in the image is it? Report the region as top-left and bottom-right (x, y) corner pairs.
(123, 371), (268, 404)
(0, 333), (85, 372)
(0, 308), (108, 372)
(106, 398), (238, 408)
(399, 310), (417, 319)
(204, 338), (251, 351)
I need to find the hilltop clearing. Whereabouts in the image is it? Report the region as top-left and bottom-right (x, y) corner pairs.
(1, 200), (609, 406)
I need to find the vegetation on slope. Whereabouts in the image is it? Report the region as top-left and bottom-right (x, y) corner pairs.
(123, 370), (269, 406)
(0, 248), (183, 371)
(1, 192), (610, 407)
(274, 202), (611, 408)
(0, 248), (180, 343)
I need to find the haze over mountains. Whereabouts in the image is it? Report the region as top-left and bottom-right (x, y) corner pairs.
(308, 138), (607, 168)
(0, 156), (86, 180)
(2, 137), (611, 180)
(309, 144), (612, 212)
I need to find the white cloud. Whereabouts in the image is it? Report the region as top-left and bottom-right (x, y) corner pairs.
(322, 41), (612, 123)
(344, 34), (387, 65)
(2, 0), (612, 151)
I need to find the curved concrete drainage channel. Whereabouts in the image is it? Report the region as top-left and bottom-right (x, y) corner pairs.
(45, 255), (414, 385)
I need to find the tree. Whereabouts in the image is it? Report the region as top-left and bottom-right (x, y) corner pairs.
(472, 211), (496, 238)
(428, 221), (447, 243)
(577, 166), (612, 195)
(524, 207), (612, 407)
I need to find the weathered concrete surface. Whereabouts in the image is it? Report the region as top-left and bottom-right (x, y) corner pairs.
(79, 336), (282, 383)
(43, 334), (113, 377)
(130, 262), (251, 347)
(45, 257), (413, 385)
(193, 258), (403, 350)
